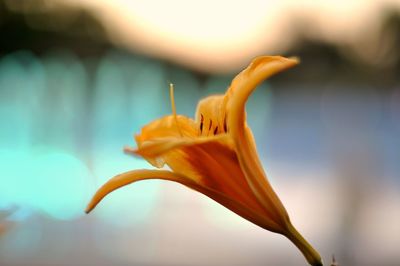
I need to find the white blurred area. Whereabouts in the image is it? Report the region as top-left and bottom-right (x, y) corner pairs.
(0, 1), (400, 266)
(46, 0), (400, 72)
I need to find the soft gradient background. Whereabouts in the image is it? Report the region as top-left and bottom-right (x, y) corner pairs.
(0, 0), (399, 265)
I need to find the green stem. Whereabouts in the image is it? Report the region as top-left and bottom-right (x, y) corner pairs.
(285, 223), (323, 266)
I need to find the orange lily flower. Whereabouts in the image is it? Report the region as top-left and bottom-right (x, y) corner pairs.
(86, 56), (323, 266)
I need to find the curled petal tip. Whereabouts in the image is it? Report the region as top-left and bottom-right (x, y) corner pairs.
(85, 202), (95, 214)
(275, 56), (300, 69)
(123, 146), (139, 156)
(288, 56), (300, 64)
(123, 146), (135, 153)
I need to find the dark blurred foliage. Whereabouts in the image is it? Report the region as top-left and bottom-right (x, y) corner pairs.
(275, 10), (400, 90)
(0, 0), (111, 57)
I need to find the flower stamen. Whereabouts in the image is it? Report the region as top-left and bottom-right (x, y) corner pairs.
(200, 114), (204, 134)
(223, 115), (228, 133)
(213, 126), (219, 135)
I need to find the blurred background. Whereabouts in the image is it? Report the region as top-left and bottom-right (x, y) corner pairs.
(0, 0), (400, 265)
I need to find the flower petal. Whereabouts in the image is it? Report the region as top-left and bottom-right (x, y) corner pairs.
(130, 135), (251, 202)
(133, 136), (281, 227)
(133, 134), (232, 158)
(135, 114), (197, 146)
(85, 169), (282, 232)
(226, 56), (299, 224)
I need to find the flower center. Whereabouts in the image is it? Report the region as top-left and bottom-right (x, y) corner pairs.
(199, 113), (227, 136)
(195, 95), (227, 137)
